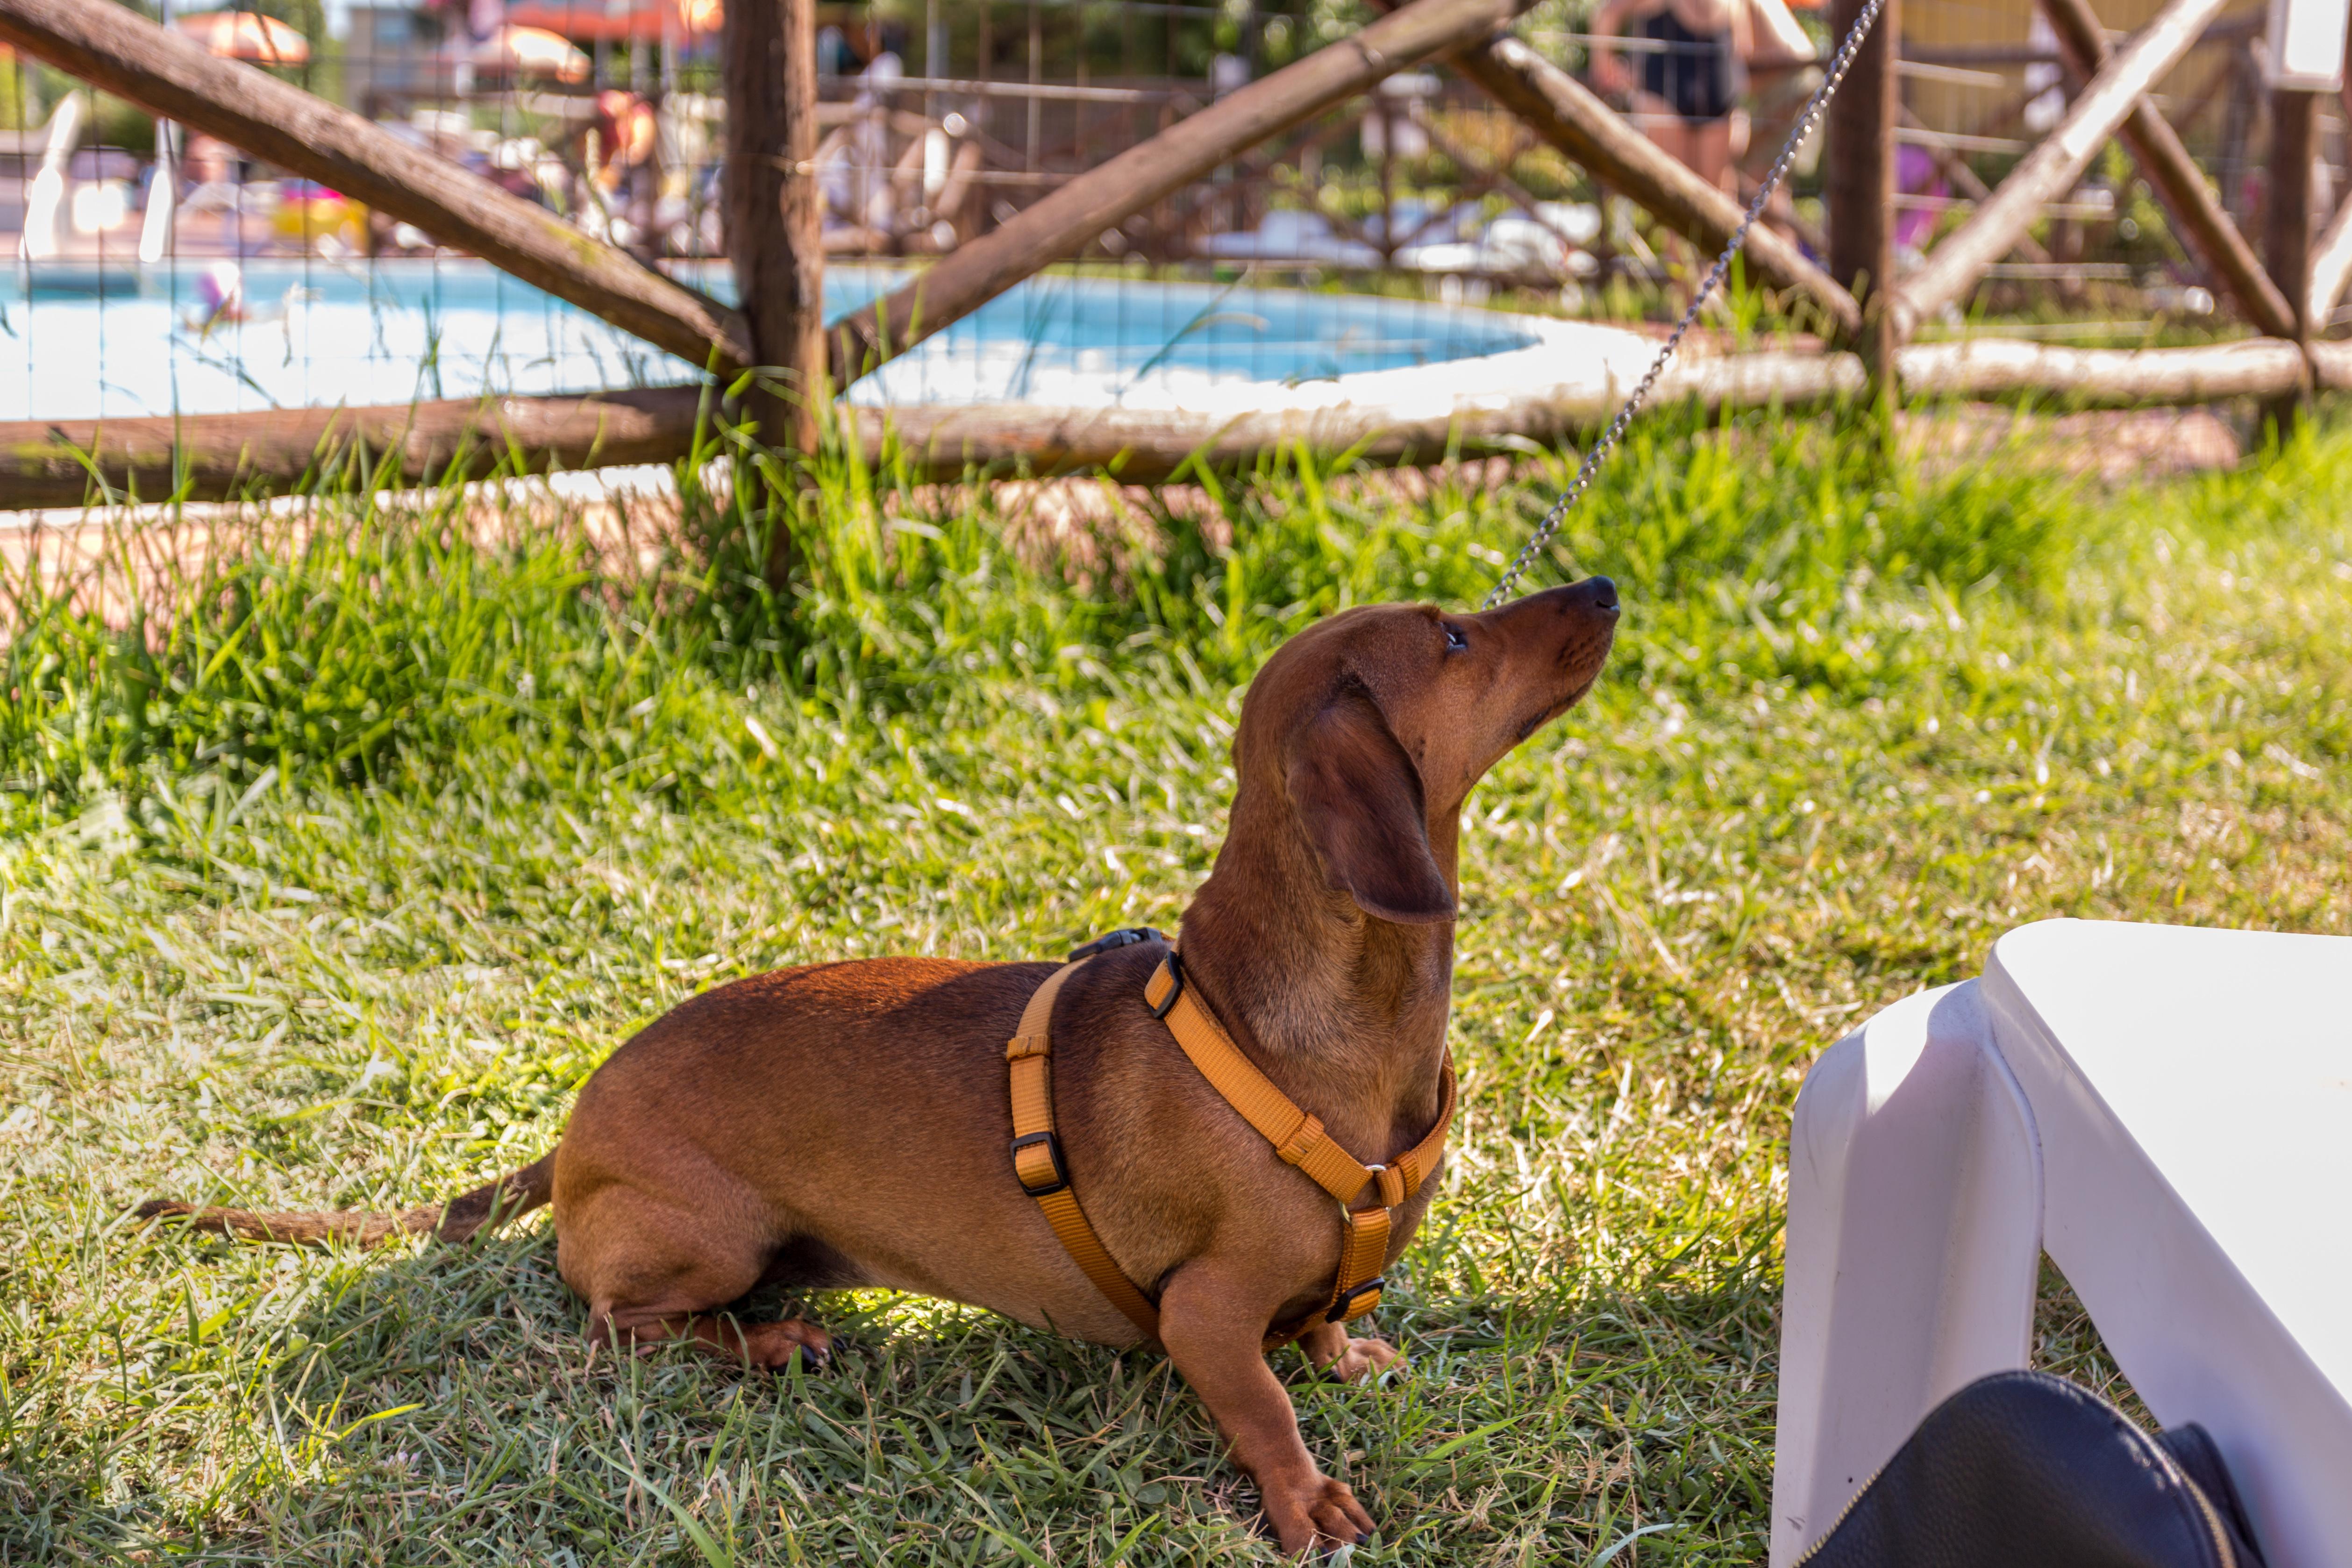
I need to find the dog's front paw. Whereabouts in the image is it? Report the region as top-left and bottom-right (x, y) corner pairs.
(1299, 1321), (1404, 1383)
(1262, 1470), (1375, 1555)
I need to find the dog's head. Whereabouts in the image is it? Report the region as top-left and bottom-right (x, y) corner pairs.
(1232, 578), (1619, 926)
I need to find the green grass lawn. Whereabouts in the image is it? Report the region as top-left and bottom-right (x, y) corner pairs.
(3, 409), (2347, 1565)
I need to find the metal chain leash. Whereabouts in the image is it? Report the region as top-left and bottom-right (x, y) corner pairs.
(1482, 0), (1889, 610)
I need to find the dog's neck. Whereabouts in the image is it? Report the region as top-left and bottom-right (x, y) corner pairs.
(1174, 792), (1461, 1147)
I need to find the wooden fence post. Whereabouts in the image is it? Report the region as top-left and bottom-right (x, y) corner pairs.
(1826, 0), (1898, 381)
(2263, 83), (2320, 430)
(722, 0), (826, 586)
(2266, 88), (2320, 336)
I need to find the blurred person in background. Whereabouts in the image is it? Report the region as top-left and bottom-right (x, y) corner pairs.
(815, 18), (909, 248)
(1588, 0), (1816, 197)
(588, 88), (660, 249)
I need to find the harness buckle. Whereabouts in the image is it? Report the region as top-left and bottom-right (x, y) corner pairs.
(1147, 952), (1187, 1019)
(1068, 927), (1166, 962)
(1327, 1276), (1386, 1323)
(1010, 1131), (1071, 1197)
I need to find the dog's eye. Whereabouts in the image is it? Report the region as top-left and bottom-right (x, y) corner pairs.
(1443, 624), (1468, 652)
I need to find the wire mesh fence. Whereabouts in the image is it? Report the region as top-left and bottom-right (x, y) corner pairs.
(1, 0), (2340, 427)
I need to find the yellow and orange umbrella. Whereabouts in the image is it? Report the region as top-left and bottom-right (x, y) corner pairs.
(175, 9), (311, 66)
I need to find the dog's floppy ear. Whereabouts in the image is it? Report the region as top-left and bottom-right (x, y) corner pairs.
(1286, 687), (1454, 924)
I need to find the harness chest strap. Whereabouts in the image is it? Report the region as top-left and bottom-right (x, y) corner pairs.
(1144, 953), (1456, 1333)
(1005, 944), (1457, 1348)
(1006, 959), (1165, 1341)
(1142, 956), (1454, 1214)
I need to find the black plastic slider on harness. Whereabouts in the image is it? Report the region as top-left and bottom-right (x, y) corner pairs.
(1009, 1131), (1070, 1197)
(1327, 1277), (1385, 1322)
(1068, 927), (1166, 962)
(1147, 950), (1186, 1019)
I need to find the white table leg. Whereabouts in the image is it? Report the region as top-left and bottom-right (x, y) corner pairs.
(1770, 980), (2046, 1566)
(1987, 925), (2352, 1568)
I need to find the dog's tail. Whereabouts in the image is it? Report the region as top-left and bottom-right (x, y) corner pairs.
(134, 1153), (556, 1247)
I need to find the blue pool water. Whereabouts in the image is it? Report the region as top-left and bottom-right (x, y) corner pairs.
(2, 259), (1543, 423)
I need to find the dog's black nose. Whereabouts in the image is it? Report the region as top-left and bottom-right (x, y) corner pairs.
(1580, 575), (1620, 614)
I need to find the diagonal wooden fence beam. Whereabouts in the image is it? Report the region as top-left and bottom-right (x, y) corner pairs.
(0, 0), (752, 374)
(1447, 36), (1864, 340)
(2037, 0), (2297, 340)
(827, 0), (1535, 385)
(1888, 0), (2233, 342)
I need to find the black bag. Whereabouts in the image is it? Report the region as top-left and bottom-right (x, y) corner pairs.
(1796, 1369), (2266, 1568)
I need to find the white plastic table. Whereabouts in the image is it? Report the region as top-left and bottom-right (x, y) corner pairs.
(1770, 919), (2352, 1568)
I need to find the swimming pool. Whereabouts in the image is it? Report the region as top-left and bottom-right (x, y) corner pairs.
(3, 259), (1547, 423)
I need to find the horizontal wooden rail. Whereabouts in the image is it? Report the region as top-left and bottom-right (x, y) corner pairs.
(0, 0), (751, 373)
(0, 390), (715, 508)
(856, 352), (1867, 479)
(2, 351), (1864, 505)
(1898, 336), (2335, 405)
(17, 336), (2352, 507)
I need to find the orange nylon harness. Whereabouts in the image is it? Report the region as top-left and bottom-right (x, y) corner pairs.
(1006, 933), (1457, 1350)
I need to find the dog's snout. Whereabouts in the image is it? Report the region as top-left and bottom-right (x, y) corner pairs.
(1481, 577), (1623, 629)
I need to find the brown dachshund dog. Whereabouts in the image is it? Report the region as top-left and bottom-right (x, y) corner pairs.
(141, 577), (1618, 1554)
